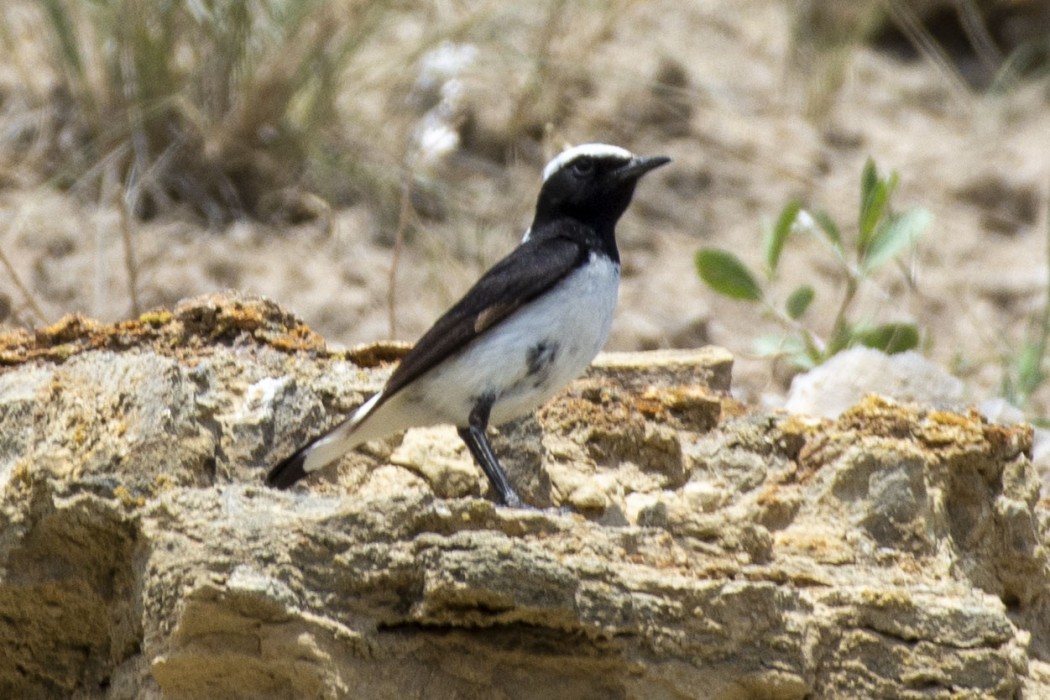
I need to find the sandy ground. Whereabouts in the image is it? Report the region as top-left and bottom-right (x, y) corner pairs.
(2, 0), (1049, 416)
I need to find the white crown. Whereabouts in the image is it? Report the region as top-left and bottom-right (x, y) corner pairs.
(542, 143), (634, 183)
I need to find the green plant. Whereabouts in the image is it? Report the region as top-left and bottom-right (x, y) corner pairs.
(696, 158), (932, 369)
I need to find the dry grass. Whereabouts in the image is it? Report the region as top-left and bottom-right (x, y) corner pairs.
(0, 0), (643, 328)
(0, 0), (397, 224)
(0, 0), (640, 228)
(788, 0), (1050, 122)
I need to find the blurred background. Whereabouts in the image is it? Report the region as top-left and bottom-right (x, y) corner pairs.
(1, 0), (1049, 414)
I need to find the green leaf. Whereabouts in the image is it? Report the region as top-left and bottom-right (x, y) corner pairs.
(785, 285), (815, 320)
(854, 323), (920, 354)
(754, 334), (799, 356)
(812, 209), (843, 252)
(753, 334), (813, 366)
(860, 207), (932, 273)
(695, 249), (763, 301)
(764, 199), (801, 273)
(858, 160), (899, 252)
(754, 333), (825, 369)
(860, 186), (888, 252)
(1012, 340), (1047, 401)
(860, 158), (878, 208)
(858, 158), (879, 239)
(827, 321), (854, 356)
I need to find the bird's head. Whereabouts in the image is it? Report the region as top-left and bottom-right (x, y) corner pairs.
(533, 143), (670, 231)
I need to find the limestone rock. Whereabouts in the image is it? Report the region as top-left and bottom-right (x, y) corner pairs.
(785, 347), (966, 418)
(0, 293), (1047, 699)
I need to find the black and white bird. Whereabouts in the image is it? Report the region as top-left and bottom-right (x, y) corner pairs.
(266, 143), (670, 507)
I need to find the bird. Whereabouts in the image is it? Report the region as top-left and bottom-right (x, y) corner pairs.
(266, 143), (670, 507)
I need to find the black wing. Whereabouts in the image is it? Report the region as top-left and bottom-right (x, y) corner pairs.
(381, 222), (592, 402)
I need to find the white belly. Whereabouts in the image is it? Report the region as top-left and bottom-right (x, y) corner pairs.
(383, 252), (620, 429)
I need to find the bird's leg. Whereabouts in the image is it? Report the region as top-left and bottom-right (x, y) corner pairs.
(457, 396), (523, 508)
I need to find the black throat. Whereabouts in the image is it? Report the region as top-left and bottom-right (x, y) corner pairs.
(528, 213), (620, 265)
(529, 158), (648, 266)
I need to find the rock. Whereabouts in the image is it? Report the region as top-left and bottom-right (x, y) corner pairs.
(590, 346), (733, 393)
(785, 347), (966, 418)
(389, 425), (481, 499)
(0, 292), (1047, 698)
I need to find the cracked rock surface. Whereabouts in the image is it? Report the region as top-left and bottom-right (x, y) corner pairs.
(1, 293), (1048, 698)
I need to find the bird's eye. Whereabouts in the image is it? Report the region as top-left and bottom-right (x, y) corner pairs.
(570, 159), (594, 178)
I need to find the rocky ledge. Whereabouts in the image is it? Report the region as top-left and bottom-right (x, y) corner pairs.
(1, 293), (1048, 699)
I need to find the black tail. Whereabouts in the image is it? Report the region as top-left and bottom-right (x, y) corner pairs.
(266, 442), (312, 489)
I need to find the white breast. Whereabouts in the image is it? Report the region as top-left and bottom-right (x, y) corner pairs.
(388, 252), (621, 428)
(486, 252), (620, 424)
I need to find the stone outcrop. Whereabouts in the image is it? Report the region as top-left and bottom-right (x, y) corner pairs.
(1, 293), (1047, 698)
